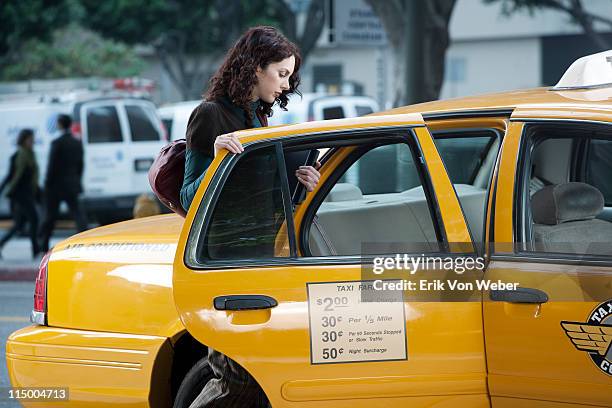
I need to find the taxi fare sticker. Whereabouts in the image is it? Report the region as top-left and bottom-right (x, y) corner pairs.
(307, 280), (407, 365)
(561, 300), (612, 376)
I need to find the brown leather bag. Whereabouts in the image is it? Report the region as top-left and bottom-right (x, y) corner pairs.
(148, 139), (187, 217)
(148, 110), (268, 218)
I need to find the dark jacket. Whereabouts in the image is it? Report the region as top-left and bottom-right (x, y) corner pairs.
(180, 98), (267, 211)
(2, 148), (39, 201)
(45, 132), (84, 196)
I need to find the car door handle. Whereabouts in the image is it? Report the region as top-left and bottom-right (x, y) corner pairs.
(214, 295), (278, 311)
(490, 287), (549, 304)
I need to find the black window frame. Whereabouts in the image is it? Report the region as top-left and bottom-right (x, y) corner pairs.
(184, 125), (464, 270)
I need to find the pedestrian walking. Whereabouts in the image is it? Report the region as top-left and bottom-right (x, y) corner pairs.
(179, 26), (319, 408)
(0, 129), (41, 258)
(39, 114), (87, 252)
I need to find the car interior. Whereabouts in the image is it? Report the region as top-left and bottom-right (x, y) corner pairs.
(305, 124), (612, 258)
(306, 133), (500, 257)
(527, 131), (612, 255)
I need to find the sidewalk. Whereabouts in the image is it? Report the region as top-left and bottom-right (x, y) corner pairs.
(0, 236), (65, 281)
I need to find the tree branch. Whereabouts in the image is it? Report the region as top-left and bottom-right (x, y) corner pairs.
(297, 0), (325, 61)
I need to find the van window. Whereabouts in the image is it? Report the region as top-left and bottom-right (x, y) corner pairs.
(323, 106), (345, 120)
(126, 105), (161, 142)
(86, 106), (122, 143)
(356, 105), (373, 116)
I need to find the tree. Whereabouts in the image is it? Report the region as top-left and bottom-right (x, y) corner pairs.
(82, 0), (325, 101)
(274, 0), (326, 63)
(0, 0), (75, 69)
(0, 25), (144, 81)
(365, 0), (456, 106)
(485, 0), (611, 50)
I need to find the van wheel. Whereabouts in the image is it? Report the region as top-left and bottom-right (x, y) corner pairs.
(173, 356), (214, 408)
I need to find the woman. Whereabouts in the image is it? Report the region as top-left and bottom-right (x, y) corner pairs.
(180, 25), (320, 213)
(0, 128), (40, 258)
(180, 26), (318, 408)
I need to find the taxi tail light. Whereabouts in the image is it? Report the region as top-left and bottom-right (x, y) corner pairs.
(32, 252), (51, 325)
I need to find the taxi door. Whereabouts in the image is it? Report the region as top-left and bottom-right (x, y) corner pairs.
(483, 111), (612, 407)
(174, 114), (488, 407)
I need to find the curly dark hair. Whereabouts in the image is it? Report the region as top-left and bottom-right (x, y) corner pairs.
(205, 26), (302, 125)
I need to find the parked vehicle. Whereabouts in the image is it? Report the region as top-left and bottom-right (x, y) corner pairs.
(0, 90), (166, 224)
(156, 95), (379, 145)
(157, 100), (200, 141)
(267, 92), (379, 125)
(6, 52), (612, 407)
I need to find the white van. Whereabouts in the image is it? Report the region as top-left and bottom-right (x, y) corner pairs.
(157, 100), (200, 141)
(267, 93), (379, 126)
(157, 94), (379, 144)
(0, 93), (166, 224)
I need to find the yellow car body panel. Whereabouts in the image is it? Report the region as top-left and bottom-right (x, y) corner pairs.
(173, 115), (489, 406)
(6, 325), (172, 407)
(5, 87), (612, 407)
(482, 105), (612, 407)
(47, 214), (185, 337)
(414, 127), (471, 245)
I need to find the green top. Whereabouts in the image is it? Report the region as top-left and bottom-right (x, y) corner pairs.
(180, 97), (262, 212)
(6, 147), (39, 198)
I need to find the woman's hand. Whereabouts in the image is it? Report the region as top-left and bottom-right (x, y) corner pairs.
(214, 132), (244, 156)
(296, 161), (321, 192)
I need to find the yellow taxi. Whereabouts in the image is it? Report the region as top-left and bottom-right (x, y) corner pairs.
(6, 51), (612, 407)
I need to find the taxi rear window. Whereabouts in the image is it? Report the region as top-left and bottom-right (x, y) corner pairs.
(202, 145), (288, 260)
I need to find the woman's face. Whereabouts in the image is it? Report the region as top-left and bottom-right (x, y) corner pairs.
(253, 55), (296, 103)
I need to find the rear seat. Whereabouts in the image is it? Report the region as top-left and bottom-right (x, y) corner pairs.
(309, 183), (487, 256)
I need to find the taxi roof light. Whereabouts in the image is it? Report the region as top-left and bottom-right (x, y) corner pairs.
(553, 49), (612, 90)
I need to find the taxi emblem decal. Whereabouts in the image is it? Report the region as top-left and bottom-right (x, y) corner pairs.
(561, 300), (612, 376)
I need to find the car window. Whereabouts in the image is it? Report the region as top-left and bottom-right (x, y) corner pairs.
(86, 105), (122, 143)
(434, 134), (495, 184)
(340, 143), (421, 194)
(520, 123), (612, 256)
(355, 105), (373, 116)
(585, 138), (612, 206)
(307, 141), (441, 256)
(432, 132), (498, 242)
(201, 145), (288, 261)
(322, 106), (345, 120)
(126, 105), (161, 142)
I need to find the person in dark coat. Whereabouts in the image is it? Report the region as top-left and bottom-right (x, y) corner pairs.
(39, 114), (87, 252)
(0, 129), (41, 258)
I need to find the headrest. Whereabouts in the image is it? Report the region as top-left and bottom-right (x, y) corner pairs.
(531, 182), (604, 225)
(325, 183), (363, 202)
